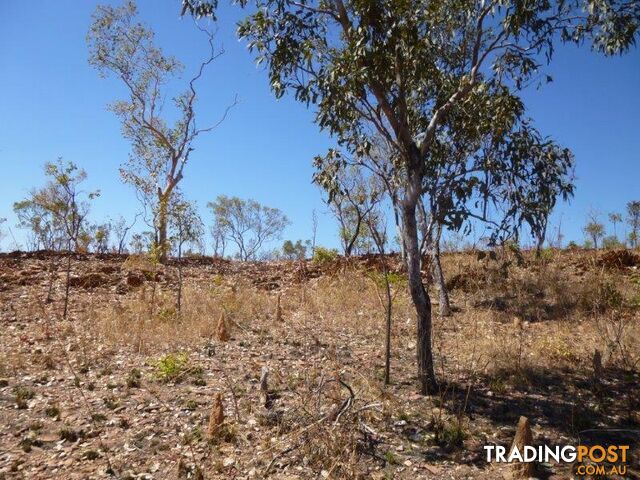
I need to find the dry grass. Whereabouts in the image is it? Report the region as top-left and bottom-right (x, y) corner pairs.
(2, 249), (639, 478)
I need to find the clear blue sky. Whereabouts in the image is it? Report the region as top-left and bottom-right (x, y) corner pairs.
(1, 1), (639, 252)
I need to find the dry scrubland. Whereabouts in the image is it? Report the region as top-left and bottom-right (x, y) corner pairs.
(0, 248), (639, 479)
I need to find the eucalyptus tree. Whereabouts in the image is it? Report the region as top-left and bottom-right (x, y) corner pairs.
(14, 199), (65, 252)
(187, 0), (638, 393)
(91, 222), (112, 254)
(14, 159), (99, 316)
(88, 0), (233, 263)
(627, 201), (640, 248)
(584, 213), (605, 249)
(364, 205), (394, 385)
(169, 195), (205, 311)
(210, 220), (227, 258)
(282, 239), (309, 260)
(315, 163), (385, 256)
(112, 214), (139, 255)
(208, 196), (290, 260)
(609, 212), (623, 239)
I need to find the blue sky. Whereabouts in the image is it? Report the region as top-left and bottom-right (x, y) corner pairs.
(0, 1), (638, 253)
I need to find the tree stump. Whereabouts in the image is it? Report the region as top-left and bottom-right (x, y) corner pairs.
(275, 293), (283, 322)
(510, 416), (535, 478)
(259, 366), (269, 408)
(592, 349), (602, 378)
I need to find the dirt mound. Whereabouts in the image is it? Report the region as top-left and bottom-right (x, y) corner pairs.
(67, 272), (111, 289)
(597, 249), (640, 269)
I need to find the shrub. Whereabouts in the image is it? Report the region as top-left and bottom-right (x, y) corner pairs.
(434, 419), (466, 452)
(126, 368), (142, 388)
(577, 275), (625, 312)
(14, 386), (35, 409)
(366, 270), (406, 289)
(152, 352), (189, 383)
(45, 405), (61, 418)
(602, 236), (623, 250)
(58, 427), (80, 442)
(312, 246), (339, 264)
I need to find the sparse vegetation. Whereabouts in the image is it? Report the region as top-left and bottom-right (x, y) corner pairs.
(152, 352), (190, 383)
(312, 246), (339, 264)
(1, 0), (639, 478)
(3, 248), (640, 477)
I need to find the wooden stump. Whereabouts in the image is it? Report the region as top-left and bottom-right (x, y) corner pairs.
(259, 366), (269, 408)
(176, 458), (188, 478)
(592, 349), (602, 378)
(510, 416), (535, 478)
(275, 293), (283, 322)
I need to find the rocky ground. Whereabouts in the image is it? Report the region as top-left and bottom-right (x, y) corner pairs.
(1, 249), (639, 479)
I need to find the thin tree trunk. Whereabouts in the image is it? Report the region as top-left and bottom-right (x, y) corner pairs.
(401, 200), (438, 395)
(177, 241), (183, 312)
(157, 203), (169, 263)
(535, 221), (547, 259)
(369, 218), (393, 386)
(382, 255), (392, 385)
(393, 205), (406, 262)
(63, 241), (72, 319)
(45, 256), (57, 304)
(431, 225), (451, 317)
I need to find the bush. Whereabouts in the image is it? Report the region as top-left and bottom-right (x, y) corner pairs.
(602, 236), (623, 250)
(434, 419), (466, 452)
(312, 246), (339, 264)
(577, 275), (625, 312)
(152, 352), (189, 383)
(366, 270), (406, 289)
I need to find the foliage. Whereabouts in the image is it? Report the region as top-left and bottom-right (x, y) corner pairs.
(112, 215), (139, 254)
(434, 419), (467, 452)
(224, 0), (639, 393)
(627, 201), (640, 248)
(584, 220), (605, 249)
(282, 239), (309, 260)
(602, 235), (623, 249)
(609, 212), (623, 236)
(207, 195), (290, 261)
(180, 0), (218, 18)
(152, 352), (189, 382)
(169, 194), (205, 256)
(126, 368), (142, 388)
(312, 246), (339, 264)
(88, 0), (227, 261)
(13, 198), (64, 251)
(89, 222), (112, 254)
(366, 270), (406, 290)
(13, 159), (98, 252)
(129, 231), (155, 254)
(314, 163), (385, 256)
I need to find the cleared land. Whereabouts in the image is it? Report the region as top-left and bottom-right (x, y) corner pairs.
(0, 249), (639, 479)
